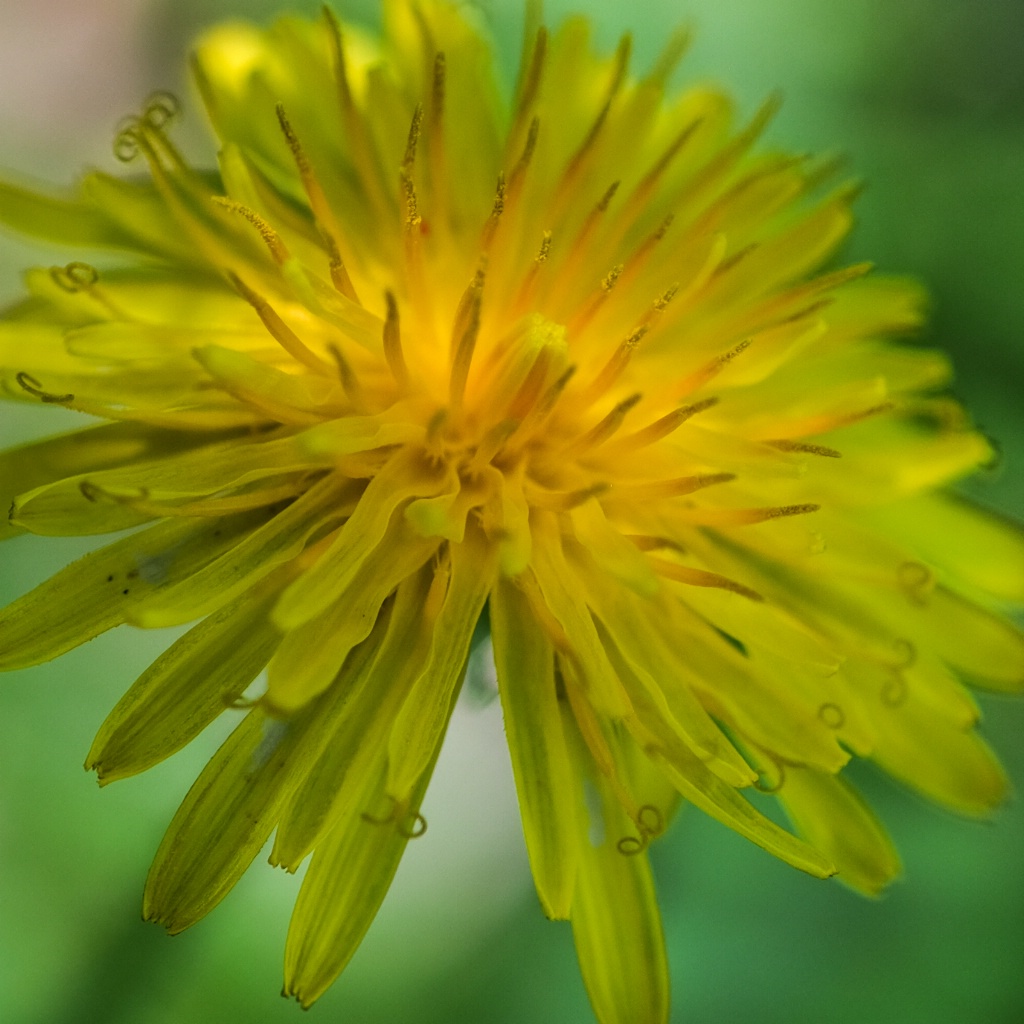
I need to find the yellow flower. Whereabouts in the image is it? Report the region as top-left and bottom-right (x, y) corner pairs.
(1, 2), (1022, 1020)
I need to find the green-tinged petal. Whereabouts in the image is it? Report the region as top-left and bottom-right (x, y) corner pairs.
(569, 730), (670, 1024)
(80, 172), (202, 260)
(841, 649), (979, 734)
(496, 472), (532, 575)
(0, 509), (272, 670)
(59, 269), (244, 329)
(1, 348), (255, 430)
(861, 494), (1024, 603)
(143, 706), (295, 933)
(823, 275), (929, 341)
(282, 755), (433, 1010)
(144, 614), (397, 933)
(687, 647), (852, 772)
(270, 565), (434, 870)
(386, 522), (496, 803)
(86, 580), (283, 784)
(265, 516), (438, 712)
(778, 766), (901, 896)
(0, 178), (137, 248)
(569, 548), (757, 786)
(271, 447), (448, 630)
(663, 555), (841, 673)
(818, 416), (994, 499)
(293, 405), (427, 458)
(530, 512), (632, 719)
(0, 422), (214, 542)
(492, 576), (580, 919)
(652, 740), (835, 877)
(128, 474), (347, 628)
(11, 429), (327, 537)
(405, 466), (497, 542)
(193, 345), (341, 423)
(570, 500), (660, 597)
(870, 688), (1010, 817)
(880, 583), (1024, 692)
(283, 566), (459, 1006)
(601, 625), (756, 790)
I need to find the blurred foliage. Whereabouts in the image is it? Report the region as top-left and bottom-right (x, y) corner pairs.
(0, 1), (1022, 1023)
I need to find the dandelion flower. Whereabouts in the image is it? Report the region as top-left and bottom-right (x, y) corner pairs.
(2, 2), (1023, 1020)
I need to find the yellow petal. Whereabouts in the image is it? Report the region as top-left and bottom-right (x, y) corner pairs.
(265, 516), (438, 712)
(87, 581), (282, 784)
(492, 576), (580, 919)
(0, 509), (271, 670)
(144, 707), (295, 933)
(870, 688), (1010, 817)
(778, 766), (901, 896)
(863, 493), (1024, 604)
(283, 755), (431, 1009)
(386, 522), (496, 803)
(570, 749), (670, 1024)
(271, 566), (435, 870)
(129, 474), (347, 628)
(0, 422), (203, 542)
(271, 447), (447, 630)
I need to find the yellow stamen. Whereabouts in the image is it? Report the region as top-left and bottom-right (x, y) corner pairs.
(213, 198), (290, 265)
(767, 439), (843, 458)
(677, 339), (751, 397)
(581, 325), (649, 404)
(567, 393), (643, 453)
(275, 104), (354, 273)
(449, 268), (485, 412)
(612, 397), (719, 450)
(528, 482), (610, 512)
(507, 26), (548, 161)
(321, 230), (361, 305)
(679, 503), (821, 526)
(382, 291), (410, 387)
(613, 472), (735, 503)
(227, 272), (331, 374)
(649, 558), (763, 600)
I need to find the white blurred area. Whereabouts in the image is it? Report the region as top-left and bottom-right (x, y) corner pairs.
(0, 1), (159, 169)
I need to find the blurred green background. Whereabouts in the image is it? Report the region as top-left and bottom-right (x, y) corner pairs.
(0, 1), (1022, 1022)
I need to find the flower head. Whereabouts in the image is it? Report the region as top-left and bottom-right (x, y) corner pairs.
(1, 2), (1023, 1020)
